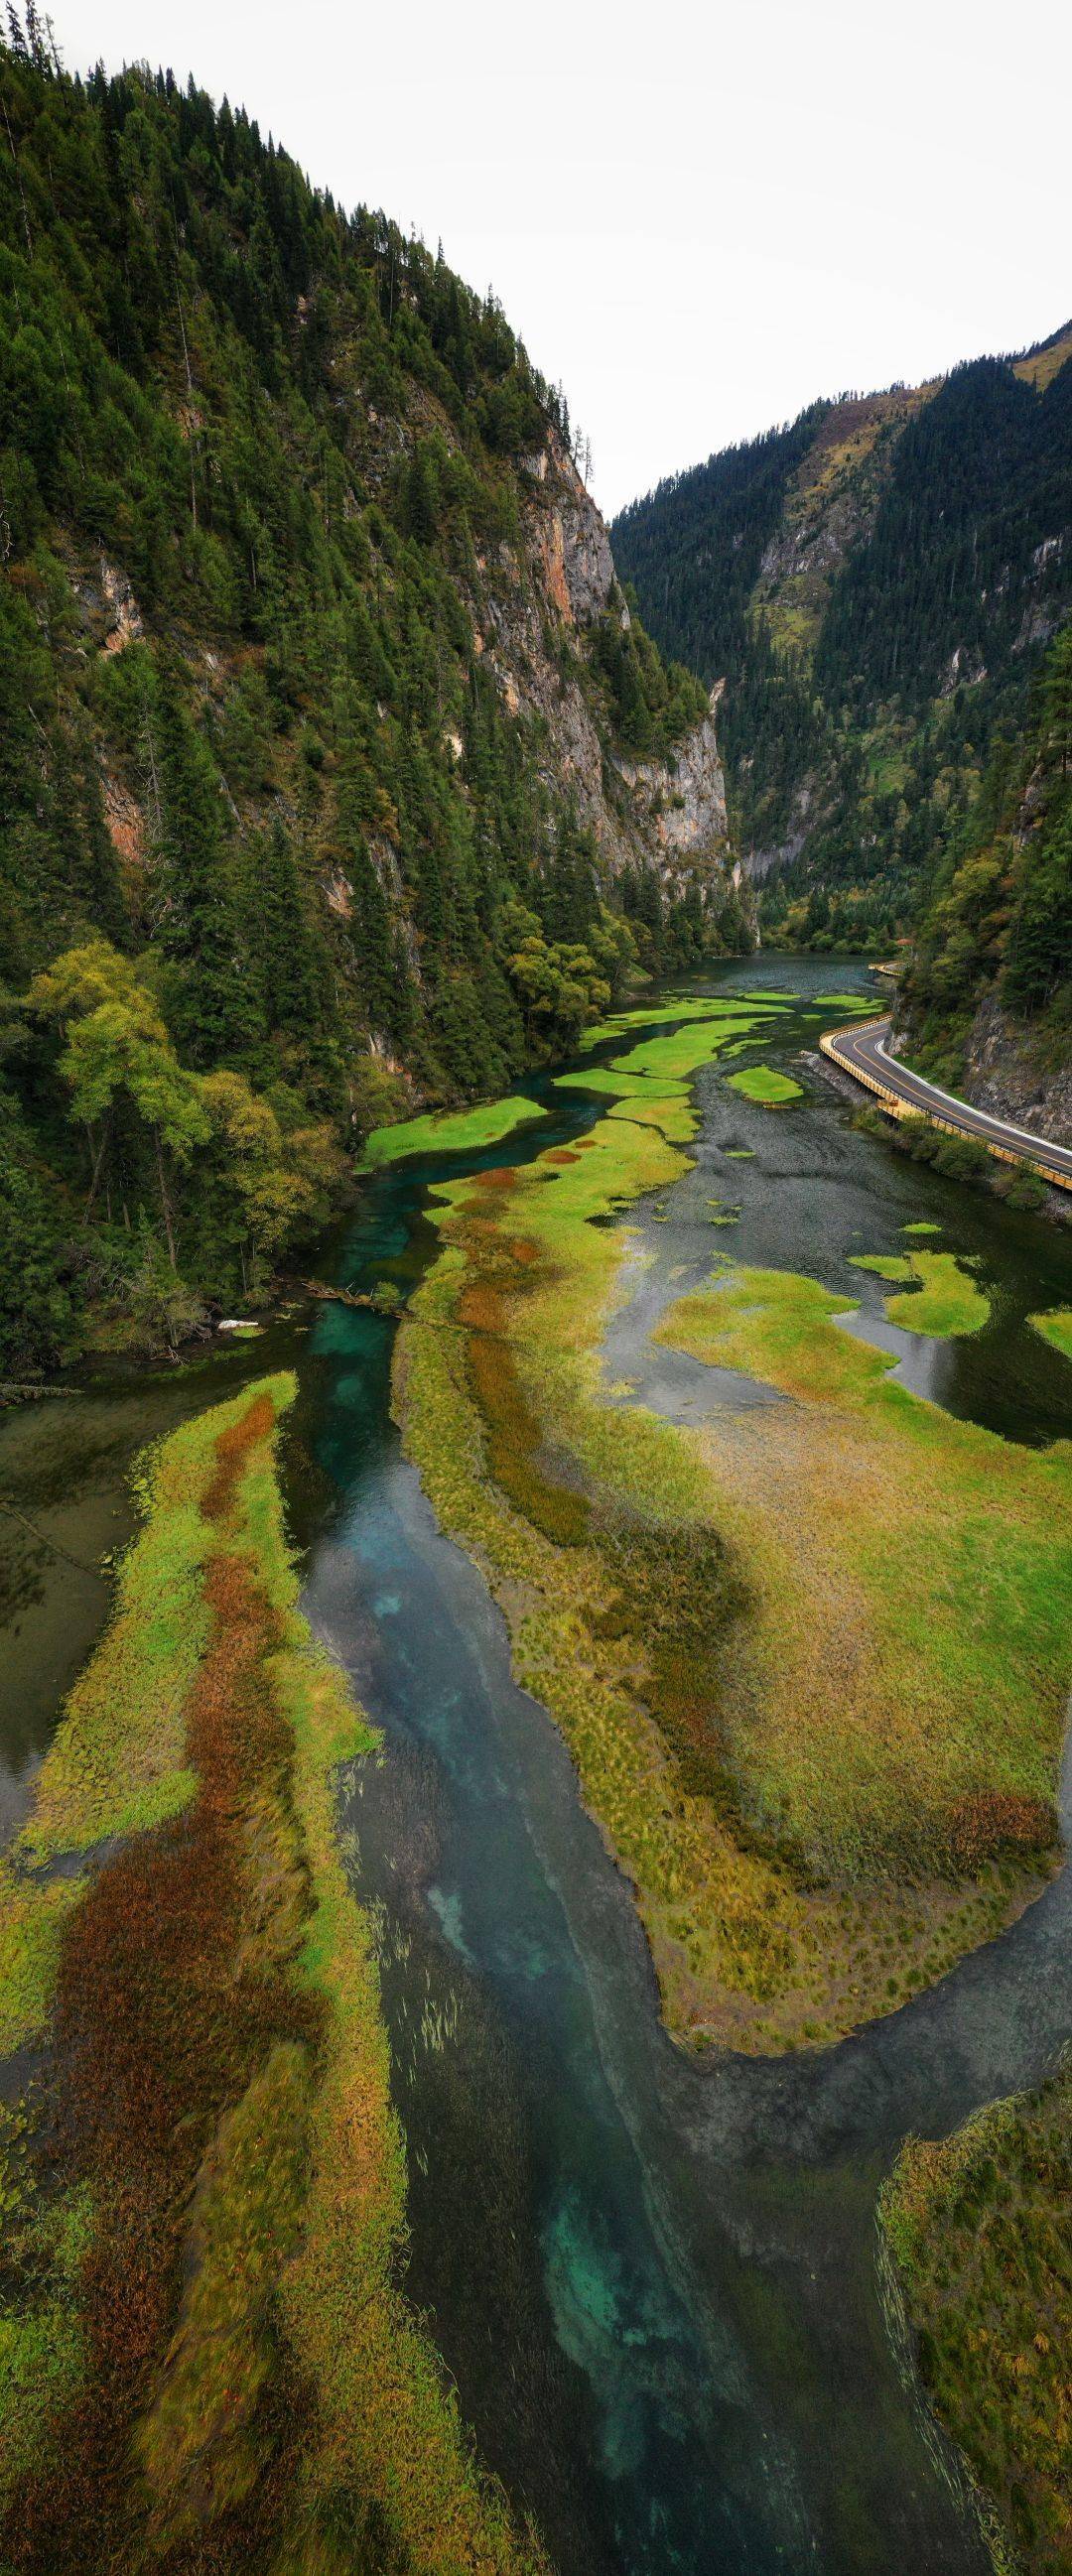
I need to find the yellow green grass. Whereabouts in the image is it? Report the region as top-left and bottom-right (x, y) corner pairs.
(728, 1066), (803, 1105)
(850, 1249), (991, 1337)
(395, 1002), (1067, 2049)
(655, 1266), (1069, 1881)
(849, 1254), (913, 1282)
(881, 2065), (1072, 2572)
(0, 1380), (546, 2573)
(361, 1094), (545, 1166)
(575, 994), (788, 1050)
(1030, 1309), (1072, 1364)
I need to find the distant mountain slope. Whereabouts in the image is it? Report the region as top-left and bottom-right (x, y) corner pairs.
(0, 17), (751, 1367)
(613, 331), (1072, 952)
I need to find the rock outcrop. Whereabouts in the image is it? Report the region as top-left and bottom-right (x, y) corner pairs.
(960, 993), (1072, 1149)
(491, 430), (746, 931)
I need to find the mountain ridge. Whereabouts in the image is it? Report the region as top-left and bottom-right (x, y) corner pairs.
(612, 322), (1072, 955)
(0, 19), (751, 1369)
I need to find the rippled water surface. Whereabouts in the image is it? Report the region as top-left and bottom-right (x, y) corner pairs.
(3, 955), (1070, 2575)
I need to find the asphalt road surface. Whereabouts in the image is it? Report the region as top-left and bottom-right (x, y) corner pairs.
(828, 1016), (1072, 1187)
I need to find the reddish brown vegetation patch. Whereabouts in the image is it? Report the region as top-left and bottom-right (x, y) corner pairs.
(6, 1404), (320, 2574)
(203, 1388), (276, 1519)
(946, 1791), (1054, 1873)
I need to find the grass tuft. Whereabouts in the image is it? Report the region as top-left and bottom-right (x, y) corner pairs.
(850, 1249), (990, 1337)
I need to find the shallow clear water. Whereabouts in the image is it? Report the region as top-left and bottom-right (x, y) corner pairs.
(3, 955), (1070, 2574)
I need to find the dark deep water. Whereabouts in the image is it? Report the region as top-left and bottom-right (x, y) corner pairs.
(3, 955), (1070, 2574)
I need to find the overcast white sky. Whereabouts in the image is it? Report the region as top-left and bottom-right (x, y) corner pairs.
(61, 0), (1072, 518)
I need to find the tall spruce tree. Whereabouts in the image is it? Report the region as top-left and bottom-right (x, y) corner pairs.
(154, 678), (265, 1069)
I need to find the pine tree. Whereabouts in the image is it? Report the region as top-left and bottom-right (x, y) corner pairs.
(154, 677), (265, 1068)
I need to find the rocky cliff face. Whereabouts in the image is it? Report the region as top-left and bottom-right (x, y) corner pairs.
(480, 426), (744, 927)
(62, 367), (747, 1001)
(958, 994), (1072, 1147)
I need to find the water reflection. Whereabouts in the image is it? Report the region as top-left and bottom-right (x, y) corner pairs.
(837, 1306), (958, 1404)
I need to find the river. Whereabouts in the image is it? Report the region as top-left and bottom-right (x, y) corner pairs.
(2, 954), (1070, 2575)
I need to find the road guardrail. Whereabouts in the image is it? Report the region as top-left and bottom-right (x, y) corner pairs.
(819, 1024), (1072, 1195)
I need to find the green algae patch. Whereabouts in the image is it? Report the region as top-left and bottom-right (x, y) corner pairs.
(849, 1253), (914, 1282)
(901, 1221), (942, 1237)
(361, 1093), (545, 1166)
(722, 987), (797, 1003)
(728, 1066), (803, 1104)
(1030, 1308), (1072, 1364)
(656, 1264), (1069, 1895)
(535, 988), (808, 1129)
(558, 1065), (689, 1101)
(562, 1015), (772, 1097)
(886, 1252), (989, 1337)
(881, 2065), (1072, 2573)
(576, 994), (787, 1050)
(607, 1095), (699, 1142)
(851, 1249), (990, 1337)
(0, 1379), (548, 2576)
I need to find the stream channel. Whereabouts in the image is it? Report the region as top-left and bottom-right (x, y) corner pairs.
(2, 954), (1070, 2575)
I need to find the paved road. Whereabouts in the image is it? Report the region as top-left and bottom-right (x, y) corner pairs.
(826, 1015), (1072, 1187)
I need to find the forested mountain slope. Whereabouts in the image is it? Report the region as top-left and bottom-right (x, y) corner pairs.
(0, 17), (751, 1371)
(896, 619), (1072, 1141)
(613, 329), (1072, 953)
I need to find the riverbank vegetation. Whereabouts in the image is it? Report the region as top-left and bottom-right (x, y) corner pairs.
(852, 1102), (1053, 1216)
(392, 988), (1066, 2048)
(0, 1376), (546, 2573)
(1030, 1309), (1072, 1363)
(882, 2064), (1072, 2573)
